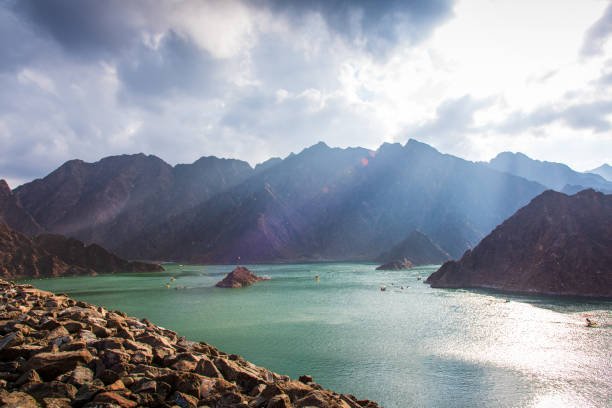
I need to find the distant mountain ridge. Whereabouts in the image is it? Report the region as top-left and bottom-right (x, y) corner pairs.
(488, 152), (612, 193)
(376, 230), (450, 265)
(4, 140), (548, 262)
(426, 189), (612, 298)
(589, 164), (612, 182)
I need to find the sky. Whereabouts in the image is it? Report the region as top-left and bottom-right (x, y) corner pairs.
(0, 0), (611, 187)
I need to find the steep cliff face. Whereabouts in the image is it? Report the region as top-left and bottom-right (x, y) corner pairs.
(0, 180), (43, 236)
(426, 189), (612, 298)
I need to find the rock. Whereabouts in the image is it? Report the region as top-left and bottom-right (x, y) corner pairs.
(215, 266), (269, 288)
(195, 356), (222, 378)
(42, 397), (72, 408)
(169, 390), (199, 408)
(93, 391), (138, 407)
(20, 381), (78, 401)
(0, 390), (39, 408)
(267, 393), (293, 408)
(15, 369), (42, 386)
(298, 375), (313, 384)
(59, 365), (94, 386)
(23, 349), (94, 380)
(0, 331), (25, 350)
(375, 258), (413, 271)
(426, 189), (612, 298)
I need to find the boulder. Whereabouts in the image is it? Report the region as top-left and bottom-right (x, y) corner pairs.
(23, 349), (94, 380)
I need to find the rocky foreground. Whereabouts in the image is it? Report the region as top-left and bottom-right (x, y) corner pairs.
(0, 279), (379, 408)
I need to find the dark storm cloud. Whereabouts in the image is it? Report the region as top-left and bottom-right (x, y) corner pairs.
(264, 0), (454, 54)
(581, 3), (612, 57)
(11, 0), (144, 57)
(499, 100), (612, 134)
(117, 31), (225, 102)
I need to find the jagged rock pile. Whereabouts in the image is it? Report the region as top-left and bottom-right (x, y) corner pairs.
(0, 279), (379, 407)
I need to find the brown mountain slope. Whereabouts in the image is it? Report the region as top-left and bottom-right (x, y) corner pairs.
(0, 179), (43, 236)
(0, 222), (82, 279)
(0, 223), (163, 279)
(426, 189), (612, 298)
(34, 234), (163, 273)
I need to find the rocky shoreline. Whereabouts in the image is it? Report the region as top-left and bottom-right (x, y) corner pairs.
(0, 279), (379, 407)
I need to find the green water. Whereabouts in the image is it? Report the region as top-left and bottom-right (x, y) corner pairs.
(23, 264), (612, 408)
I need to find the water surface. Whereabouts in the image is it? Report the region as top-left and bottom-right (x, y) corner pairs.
(24, 263), (612, 408)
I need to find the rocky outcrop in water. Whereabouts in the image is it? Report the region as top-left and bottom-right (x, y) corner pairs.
(215, 267), (269, 288)
(0, 223), (162, 279)
(426, 189), (612, 298)
(0, 279), (379, 407)
(375, 259), (413, 271)
(376, 231), (451, 267)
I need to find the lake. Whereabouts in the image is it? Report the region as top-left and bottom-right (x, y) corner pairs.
(23, 263), (612, 408)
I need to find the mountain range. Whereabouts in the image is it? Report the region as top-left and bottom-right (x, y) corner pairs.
(1, 140), (608, 263)
(487, 152), (612, 193)
(589, 164), (612, 182)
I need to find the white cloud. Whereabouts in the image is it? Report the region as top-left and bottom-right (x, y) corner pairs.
(0, 0), (611, 187)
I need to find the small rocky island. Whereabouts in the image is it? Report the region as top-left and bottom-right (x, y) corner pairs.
(0, 279), (378, 407)
(215, 266), (269, 288)
(375, 231), (450, 270)
(426, 189), (612, 298)
(376, 259), (413, 271)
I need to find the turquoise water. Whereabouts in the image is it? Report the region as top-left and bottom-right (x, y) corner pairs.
(23, 264), (611, 408)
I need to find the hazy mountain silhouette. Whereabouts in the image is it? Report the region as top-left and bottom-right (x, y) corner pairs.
(488, 152), (612, 192)
(376, 230), (451, 266)
(589, 164), (612, 182)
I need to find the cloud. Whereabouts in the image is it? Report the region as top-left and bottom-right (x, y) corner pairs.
(265, 0), (454, 55)
(581, 3), (612, 57)
(498, 100), (612, 134)
(0, 0), (610, 186)
(404, 95), (493, 150)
